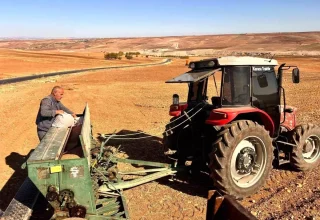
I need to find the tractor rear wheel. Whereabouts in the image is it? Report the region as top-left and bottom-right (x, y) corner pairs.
(209, 120), (273, 198)
(163, 117), (181, 153)
(289, 124), (320, 171)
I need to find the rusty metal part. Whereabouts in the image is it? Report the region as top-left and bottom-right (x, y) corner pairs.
(70, 205), (87, 218)
(46, 191), (59, 202)
(107, 165), (119, 181)
(48, 185), (57, 192)
(46, 185), (59, 202)
(206, 190), (257, 220)
(67, 200), (77, 209)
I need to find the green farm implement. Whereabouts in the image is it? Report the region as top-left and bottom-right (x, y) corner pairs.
(2, 104), (180, 219)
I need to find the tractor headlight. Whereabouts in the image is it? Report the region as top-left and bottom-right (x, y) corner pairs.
(189, 62), (195, 69)
(173, 94), (179, 105)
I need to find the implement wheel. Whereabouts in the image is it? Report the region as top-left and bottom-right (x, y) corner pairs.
(289, 124), (320, 171)
(209, 120), (273, 198)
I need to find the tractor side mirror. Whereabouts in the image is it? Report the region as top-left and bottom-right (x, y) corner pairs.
(292, 68), (300, 83)
(257, 74), (268, 88)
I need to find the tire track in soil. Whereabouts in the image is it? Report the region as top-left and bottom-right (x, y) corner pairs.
(244, 167), (320, 219)
(267, 191), (320, 220)
(242, 169), (299, 207)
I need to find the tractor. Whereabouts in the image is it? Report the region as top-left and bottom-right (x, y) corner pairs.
(163, 56), (320, 198)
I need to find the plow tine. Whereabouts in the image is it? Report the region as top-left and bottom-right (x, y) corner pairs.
(106, 207), (122, 217)
(99, 191), (121, 197)
(96, 197), (117, 205)
(97, 206), (120, 216)
(96, 201), (120, 215)
(113, 211), (125, 217)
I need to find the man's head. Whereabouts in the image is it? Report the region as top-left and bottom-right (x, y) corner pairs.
(51, 86), (64, 101)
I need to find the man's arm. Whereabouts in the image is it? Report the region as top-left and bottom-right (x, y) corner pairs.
(40, 98), (56, 117)
(59, 102), (74, 115)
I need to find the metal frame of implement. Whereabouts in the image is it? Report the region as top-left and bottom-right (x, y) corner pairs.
(2, 104), (255, 220)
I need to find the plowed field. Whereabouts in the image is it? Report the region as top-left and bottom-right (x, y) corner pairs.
(1, 56), (320, 219)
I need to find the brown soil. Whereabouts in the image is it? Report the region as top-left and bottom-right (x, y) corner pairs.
(0, 56), (320, 220)
(0, 49), (158, 79)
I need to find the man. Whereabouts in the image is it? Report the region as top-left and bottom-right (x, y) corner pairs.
(36, 86), (76, 141)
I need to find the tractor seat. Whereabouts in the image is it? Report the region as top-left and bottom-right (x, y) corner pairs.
(211, 96), (221, 107)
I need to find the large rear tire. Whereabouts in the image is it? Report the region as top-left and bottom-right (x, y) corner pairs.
(163, 117), (182, 152)
(209, 120), (273, 198)
(289, 124), (320, 171)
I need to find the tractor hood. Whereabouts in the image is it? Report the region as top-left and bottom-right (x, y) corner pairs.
(166, 68), (220, 83)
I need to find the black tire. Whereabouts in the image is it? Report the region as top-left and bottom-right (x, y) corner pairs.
(289, 124), (320, 171)
(209, 120), (273, 198)
(163, 117), (180, 152)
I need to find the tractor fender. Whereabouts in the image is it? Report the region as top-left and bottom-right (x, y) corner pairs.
(169, 103), (188, 117)
(205, 107), (275, 135)
(280, 105), (298, 131)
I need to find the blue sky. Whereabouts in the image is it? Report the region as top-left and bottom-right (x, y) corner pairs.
(0, 0), (319, 38)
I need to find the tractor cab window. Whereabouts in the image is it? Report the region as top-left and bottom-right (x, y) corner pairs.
(208, 71), (222, 107)
(189, 81), (200, 101)
(252, 66), (279, 109)
(222, 66), (250, 106)
(188, 79), (207, 103)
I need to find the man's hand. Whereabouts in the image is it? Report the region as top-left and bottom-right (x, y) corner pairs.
(56, 110), (64, 115)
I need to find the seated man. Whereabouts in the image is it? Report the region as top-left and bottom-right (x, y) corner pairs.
(35, 86), (76, 141)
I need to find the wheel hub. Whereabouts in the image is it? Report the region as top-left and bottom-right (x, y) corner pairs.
(236, 147), (257, 174)
(303, 141), (314, 154)
(302, 136), (319, 160)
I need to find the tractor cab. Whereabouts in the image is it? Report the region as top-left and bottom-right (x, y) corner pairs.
(163, 56), (317, 199)
(166, 56), (300, 137)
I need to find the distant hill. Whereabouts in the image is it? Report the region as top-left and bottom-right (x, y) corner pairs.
(1, 32), (319, 56)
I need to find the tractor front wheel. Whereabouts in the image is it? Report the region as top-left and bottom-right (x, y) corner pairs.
(209, 120), (273, 198)
(289, 124), (320, 171)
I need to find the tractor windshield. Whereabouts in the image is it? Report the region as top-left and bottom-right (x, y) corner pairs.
(221, 66), (251, 106)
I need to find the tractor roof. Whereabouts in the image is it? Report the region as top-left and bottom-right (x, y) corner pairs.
(189, 56), (278, 70)
(213, 56), (278, 66)
(166, 56), (278, 83)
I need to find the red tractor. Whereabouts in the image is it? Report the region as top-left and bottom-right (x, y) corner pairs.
(164, 56), (320, 198)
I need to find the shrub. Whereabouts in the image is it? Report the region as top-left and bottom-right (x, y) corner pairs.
(104, 52), (124, 60)
(125, 54), (133, 59)
(104, 52), (119, 60)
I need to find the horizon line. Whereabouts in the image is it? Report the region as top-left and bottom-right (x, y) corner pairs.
(0, 30), (319, 41)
